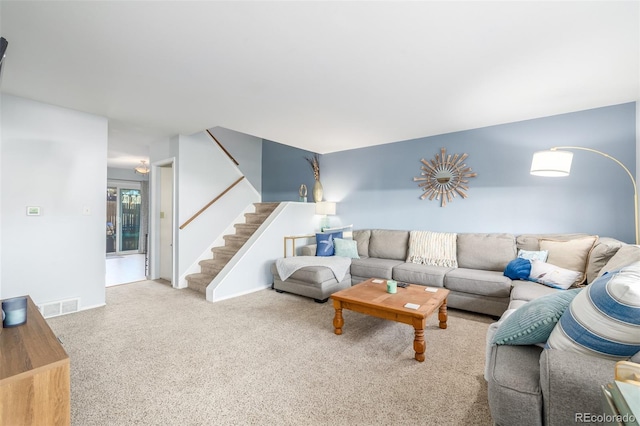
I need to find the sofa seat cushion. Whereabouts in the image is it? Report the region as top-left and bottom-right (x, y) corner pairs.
(510, 280), (561, 304)
(271, 263), (338, 284)
(507, 299), (528, 311)
(391, 262), (453, 287)
(350, 257), (404, 280)
(444, 268), (512, 297)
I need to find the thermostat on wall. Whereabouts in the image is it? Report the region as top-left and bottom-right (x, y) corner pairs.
(26, 206), (41, 216)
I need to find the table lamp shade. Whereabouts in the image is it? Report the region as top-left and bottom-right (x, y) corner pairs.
(315, 201), (336, 216)
(530, 150), (573, 177)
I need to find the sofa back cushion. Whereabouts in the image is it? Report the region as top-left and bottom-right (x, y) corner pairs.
(457, 233), (516, 271)
(368, 229), (409, 260)
(352, 230), (371, 258)
(585, 237), (623, 283)
(516, 233), (600, 284)
(516, 233), (591, 251)
(597, 244), (640, 278)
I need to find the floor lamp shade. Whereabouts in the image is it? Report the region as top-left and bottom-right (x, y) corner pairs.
(529, 145), (639, 245)
(530, 150), (573, 177)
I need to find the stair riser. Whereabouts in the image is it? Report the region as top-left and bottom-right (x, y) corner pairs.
(201, 267), (221, 276)
(186, 278), (210, 294)
(223, 236), (249, 247)
(211, 250), (235, 262)
(234, 224), (259, 236)
(244, 213), (270, 224)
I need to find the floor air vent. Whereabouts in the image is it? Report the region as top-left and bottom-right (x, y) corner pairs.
(39, 298), (80, 318)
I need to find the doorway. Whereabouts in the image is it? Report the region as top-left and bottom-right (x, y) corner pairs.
(150, 159), (176, 287)
(107, 185), (143, 253)
(159, 165), (173, 282)
(106, 180), (148, 286)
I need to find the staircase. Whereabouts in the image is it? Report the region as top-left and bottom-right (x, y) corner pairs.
(186, 202), (280, 295)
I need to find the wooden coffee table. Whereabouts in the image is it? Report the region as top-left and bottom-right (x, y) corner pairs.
(330, 278), (450, 362)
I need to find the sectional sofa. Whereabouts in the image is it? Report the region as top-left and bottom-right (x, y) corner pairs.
(271, 228), (640, 425)
(272, 229), (621, 316)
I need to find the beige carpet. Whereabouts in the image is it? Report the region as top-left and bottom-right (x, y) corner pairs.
(47, 280), (494, 425)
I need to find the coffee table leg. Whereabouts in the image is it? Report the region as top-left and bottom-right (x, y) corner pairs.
(412, 318), (426, 362)
(332, 300), (344, 335)
(439, 298), (448, 329)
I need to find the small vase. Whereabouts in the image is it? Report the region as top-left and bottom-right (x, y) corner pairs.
(312, 180), (323, 203)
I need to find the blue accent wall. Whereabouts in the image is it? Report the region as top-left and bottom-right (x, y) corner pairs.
(263, 103), (637, 243)
(262, 140), (318, 202)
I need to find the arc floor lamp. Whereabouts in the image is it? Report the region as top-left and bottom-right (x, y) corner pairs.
(530, 146), (639, 245)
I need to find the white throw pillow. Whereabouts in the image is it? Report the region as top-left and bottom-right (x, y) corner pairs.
(528, 260), (581, 290)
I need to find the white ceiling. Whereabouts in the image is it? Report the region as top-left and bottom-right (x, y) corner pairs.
(1, 1), (638, 169)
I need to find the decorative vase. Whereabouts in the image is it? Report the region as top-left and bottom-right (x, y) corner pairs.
(312, 179), (323, 202)
(298, 184), (308, 202)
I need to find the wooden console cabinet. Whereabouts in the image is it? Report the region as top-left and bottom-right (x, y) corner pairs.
(0, 296), (70, 425)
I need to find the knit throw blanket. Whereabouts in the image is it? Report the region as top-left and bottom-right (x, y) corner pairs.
(406, 231), (458, 267)
(275, 256), (351, 282)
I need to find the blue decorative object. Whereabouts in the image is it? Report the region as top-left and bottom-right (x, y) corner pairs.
(2, 296), (27, 327)
(315, 232), (343, 256)
(503, 258), (531, 280)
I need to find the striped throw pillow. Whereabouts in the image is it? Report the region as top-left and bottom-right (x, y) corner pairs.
(547, 261), (640, 360)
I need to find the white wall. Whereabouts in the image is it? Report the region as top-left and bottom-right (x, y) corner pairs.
(209, 127), (263, 193)
(176, 131), (260, 285)
(1, 94), (107, 309)
(210, 202), (320, 302)
(107, 167), (149, 182)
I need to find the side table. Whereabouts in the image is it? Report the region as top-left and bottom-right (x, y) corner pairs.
(0, 296), (70, 425)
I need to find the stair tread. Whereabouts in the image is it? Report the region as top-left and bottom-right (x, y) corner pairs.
(186, 272), (214, 280)
(212, 246), (238, 253)
(199, 258), (226, 265)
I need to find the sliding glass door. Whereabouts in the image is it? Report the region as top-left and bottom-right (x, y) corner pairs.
(106, 182), (143, 254)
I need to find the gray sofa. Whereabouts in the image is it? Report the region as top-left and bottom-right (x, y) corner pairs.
(272, 228), (638, 425)
(485, 242), (640, 426)
(273, 229), (622, 316)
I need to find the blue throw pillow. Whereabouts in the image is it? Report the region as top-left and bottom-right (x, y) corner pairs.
(315, 232), (343, 256)
(493, 288), (581, 345)
(503, 258), (531, 280)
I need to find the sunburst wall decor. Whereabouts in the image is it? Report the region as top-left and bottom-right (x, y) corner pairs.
(413, 147), (477, 207)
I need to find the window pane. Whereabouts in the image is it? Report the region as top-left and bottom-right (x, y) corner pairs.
(120, 189), (141, 251)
